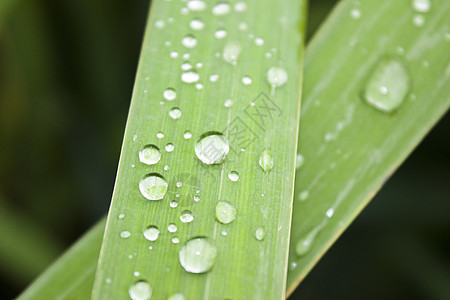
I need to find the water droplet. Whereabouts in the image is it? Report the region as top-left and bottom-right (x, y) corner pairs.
(350, 8), (361, 19)
(259, 150), (274, 172)
(221, 230), (227, 236)
(172, 237), (180, 244)
(227, 170), (239, 181)
(168, 223), (178, 233)
(181, 62), (193, 71)
(212, 2), (231, 15)
(209, 74), (219, 82)
(182, 35), (197, 48)
(363, 56), (410, 113)
(139, 145), (161, 165)
(134, 271), (140, 277)
(267, 67), (288, 88)
(412, 0), (431, 12)
(170, 51), (179, 58)
(155, 20), (165, 29)
(164, 165), (169, 171)
(413, 14), (425, 27)
(255, 228), (265, 241)
(224, 99), (233, 108)
(168, 293), (186, 300)
(234, 2), (247, 12)
(214, 29), (227, 39)
(265, 52), (272, 59)
(189, 19), (204, 30)
(129, 281), (152, 300)
(176, 181), (182, 188)
(180, 210), (194, 223)
(242, 76), (252, 85)
(238, 22), (248, 31)
(193, 195), (200, 202)
(139, 173), (168, 200)
(255, 37), (264, 46)
(118, 213), (125, 219)
(223, 41), (241, 65)
(156, 132), (164, 139)
(187, 0), (206, 11)
(289, 262), (298, 270)
(196, 62), (203, 69)
(179, 237), (217, 273)
(195, 132), (229, 164)
(165, 143), (174, 152)
(196, 83), (203, 90)
(299, 190), (309, 201)
(170, 201), (179, 208)
(181, 70), (200, 83)
(169, 107), (182, 119)
(163, 88), (177, 101)
(120, 231), (131, 239)
(296, 154), (304, 169)
(184, 131), (192, 139)
(326, 208), (334, 218)
(296, 226), (322, 256)
(215, 201), (237, 224)
(105, 278), (112, 284)
(143, 226), (160, 241)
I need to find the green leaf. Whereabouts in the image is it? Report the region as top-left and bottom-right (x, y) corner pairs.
(91, 0), (306, 299)
(286, 0), (450, 294)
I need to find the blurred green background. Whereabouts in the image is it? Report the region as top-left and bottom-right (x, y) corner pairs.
(0, 0), (448, 298)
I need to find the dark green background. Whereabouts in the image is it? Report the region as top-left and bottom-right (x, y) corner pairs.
(0, 0), (448, 298)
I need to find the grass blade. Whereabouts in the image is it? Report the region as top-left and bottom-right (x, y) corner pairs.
(92, 0), (306, 299)
(286, 0), (450, 294)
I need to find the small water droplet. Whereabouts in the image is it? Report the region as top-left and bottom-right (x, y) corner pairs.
(139, 173), (168, 200)
(224, 99), (233, 108)
(181, 70), (200, 83)
(182, 35), (197, 48)
(181, 7), (189, 15)
(267, 67), (288, 88)
(156, 132), (164, 139)
(209, 74), (219, 82)
(134, 271), (140, 277)
(183, 53), (190, 60)
(143, 226), (160, 241)
(363, 56), (410, 113)
(170, 201), (179, 208)
(165, 143), (174, 152)
(255, 228), (265, 241)
(187, 0), (206, 11)
(296, 154), (304, 169)
(413, 14), (425, 27)
(176, 181), (182, 188)
(133, 134), (138, 141)
(412, 0), (431, 12)
(181, 62), (193, 71)
(163, 88), (177, 101)
(221, 230), (227, 236)
(168, 293), (186, 300)
(189, 19), (204, 30)
(172, 237), (180, 244)
(238, 22), (248, 31)
(168, 223), (178, 233)
(350, 8), (361, 19)
(296, 227), (322, 256)
(179, 237), (217, 273)
(164, 165), (169, 171)
(193, 195), (200, 202)
(169, 107), (182, 119)
(129, 281), (152, 300)
(183, 130), (192, 139)
(195, 132), (229, 164)
(227, 170), (239, 181)
(170, 51), (179, 58)
(139, 145), (161, 165)
(326, 208), (334, 218)
(155, 20), (165, 29)
(118, 213), (125, 220)
(214, 29), (227, 39)
(212, 2), (230, 15)
(215, 201), (237, 224)
(254, 37), (264, 46)
(299, 190), (309, 201)
(259, 150), (274, 172)
(180, 210), (194, 223)
(223, 41), (241, 65)
(196, 83), (203, 90)
(120, 231), (131, 239)
(105, 278), (112, 284)
(242, 76), (252, 85)
(234, 1), (247, 12)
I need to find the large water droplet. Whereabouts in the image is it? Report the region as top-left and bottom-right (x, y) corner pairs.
(215, 201), (236, 224)
(255, 228), (265, 241)
(363, 56), (410, 113)
(139, 174), (168, 200)
(181, 70), (200, 83)
(182, 35), (197, 48)
(267, 67), (288, 88)
(412, 0), (431, 12)
(139, 145), (161, 165)
(169, 107), (182, 119)
(179, 237), (217, 273)
(163, 88), (177, 101)
(227, 170), (239, 181)
(129, 280), (152, 300)
(143, 226), (160, 241)
(180, 210), (194, 223)
(259, 150), (274, 172)
(195, 132), (229, 165)
(212, 2), (230, 15)
(223, 41), (241, 65)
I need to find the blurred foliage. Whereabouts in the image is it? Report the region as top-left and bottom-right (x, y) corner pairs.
(0, 0), (448, 298)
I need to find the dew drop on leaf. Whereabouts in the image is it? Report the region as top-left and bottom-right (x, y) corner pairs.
(168, 293), (186, 300)
(168, 223), (178, 233)
(227, 170), (239, 182)
(139, 173), (168, 200)
(163, 88), (177, 101)
(143, 226), (160, 241)
(259, 150), (274, 172)
(129, 280), (152, 300)
(267, 67), (288, 88)
(181, 70), (200, 83)
(182, 35), (197, 48)
(180, 210), (194, 223)
(223, 41), (241, 65)
(189, 19), (204, 30)
(120, 231), (131, 239)
(187, 0), (206, 11)
(169, 107), (182, 119)
(195, 132), (229, 164)
(139, 145), (161, 165)
(412, 0), (431, 12)
(296, 154), (304, 169)
(212, 2), (231, 15)
(179, 237), (217, 273)
(255, 228), (265, 241)
(215, 201), (237, 224)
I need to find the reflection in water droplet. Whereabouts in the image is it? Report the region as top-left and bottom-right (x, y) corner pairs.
(212, 2), (230, 15)
(143, 226), (160, 241)
(242, 76), (252, 85)
(129, 280), (152, 300)
(259, 150), (274, 172)
(181, 70), (200, 83)
(120, 231), (131, 239)
(163, 88), (177, 101)
(169, 107), (182, 119)
(296, 154), (304, 169)
(216, 201), (236, 224)
(139, 145), (161, 165)
(223, 41), (241, 65)
(187, 0), (206, 11)
(182, 35), (197, 48)
(363, 56), (410, 113)
(195, 132), (229, 164)
(412, 0), (431, 12)
(180, 210), (194, 223)
(179, 237), (217, 273)
(267, 67), (288, 88)
(190, 19), (204, 30)
(227, 170), (239, 182)
(255, 228), (265, 241)
(168, 223), (178, 233)
(139, 173), (168, 200)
